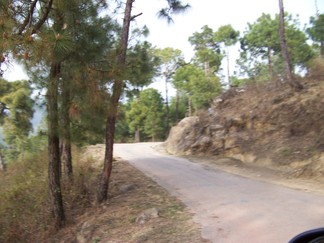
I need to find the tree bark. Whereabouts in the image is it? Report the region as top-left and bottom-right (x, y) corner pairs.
(97, 0), (133, 204)
(134, 128), (140, 143)
(188, 96), (192, 117)
(60, 78), (73, 179)
(267, 47), (274, 83)
(175, 89), (179, 122)
(278, 0), (303, 91)
(226, 47), (231, 86)
(0, 148), (5, 171)
(165, 76), (170, 131)
(48, 62), (65, 229)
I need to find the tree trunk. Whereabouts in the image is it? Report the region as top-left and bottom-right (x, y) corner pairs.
(165, 77), (170, 130)
(175, 89), (179, 122)
(134, 128), (140, 143)
(48, 62), (65, 229)
(97, 0), (133, 204)
(0, 148), (5, 171)
(278, 0), (303, 91)
(267, 47), (274, 83)
(60, 78), (73, 178)
(226, 47), (231, 86)
(204, 61), (210, 76)
(188, 96), (192, 117)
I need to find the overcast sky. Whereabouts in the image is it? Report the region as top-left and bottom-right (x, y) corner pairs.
(134, 0), (323, 60)
(132, 0), (324, 94)
(4, 0), (324, 94)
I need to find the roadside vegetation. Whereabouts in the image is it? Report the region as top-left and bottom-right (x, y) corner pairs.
(0, 0), (323, 241)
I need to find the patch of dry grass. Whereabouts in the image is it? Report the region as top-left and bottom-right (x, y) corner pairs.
(0, 146), (207, 243)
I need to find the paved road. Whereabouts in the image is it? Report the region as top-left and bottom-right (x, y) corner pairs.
(114, 142), (324, 243)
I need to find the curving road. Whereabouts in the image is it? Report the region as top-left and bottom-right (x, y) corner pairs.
(114, 142), (324, 243)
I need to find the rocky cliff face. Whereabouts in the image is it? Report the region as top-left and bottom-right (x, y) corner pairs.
(165, 80), (324, 178)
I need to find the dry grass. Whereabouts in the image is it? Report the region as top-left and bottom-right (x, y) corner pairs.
(0, 146), (207, 243)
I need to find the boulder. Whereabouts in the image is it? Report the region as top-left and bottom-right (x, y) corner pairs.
(166, 116), (200, 155)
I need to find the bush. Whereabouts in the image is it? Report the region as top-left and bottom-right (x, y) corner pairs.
(0, 151), (49, 242)
(307, 57), (324, 80)
(0, 148), (98, 242)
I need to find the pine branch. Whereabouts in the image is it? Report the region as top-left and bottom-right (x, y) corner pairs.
(31, 0), (54, 34)
(18, 0), (38, 35)
(131, 13), (143, 21)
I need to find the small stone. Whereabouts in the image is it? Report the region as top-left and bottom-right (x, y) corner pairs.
(119, 183), (137, 193)
(135, 208), (160, 225)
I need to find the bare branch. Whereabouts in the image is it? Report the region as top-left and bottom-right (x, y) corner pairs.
(31, 0), (54, 34)
(131, 12), (143, 21)
(18, 0), (38, 35)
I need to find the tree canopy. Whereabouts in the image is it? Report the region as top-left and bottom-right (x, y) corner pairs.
(238, 13), (314, 82)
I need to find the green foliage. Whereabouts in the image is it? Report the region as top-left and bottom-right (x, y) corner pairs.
(126, 88), (166, 141)
(158, 0), (191, 23)
(307, 14), (324, 56)
(231, 76), (253, 87)
(169, 91), (188, 123)
(173, 64), (221, 111)
(189, 25), (222, 73)
(0, 79), (34, 161)
(155, 47), (184, 74)
(239, 13), (314, 81)
(115, 104), (132, 143)
(126, 41), (159, 89)
(215, 24), (240, 47)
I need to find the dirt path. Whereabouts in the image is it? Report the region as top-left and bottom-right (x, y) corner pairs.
(114, 142), (324, 243)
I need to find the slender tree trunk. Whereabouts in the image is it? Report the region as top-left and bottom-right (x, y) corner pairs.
(165, 77), (170, 130)
(97, 0), (133, 204)
(226, 47), (231, 86)
(204, 61), (210, 76)
(175, 89), (179, 122)
(48, 62), (65, 228)
(267, 47), (274, 82)
(188, 96), (192, 116)
(134, 128), (140, 143)
(278, 0), (303, 91)
(61, 78), (73, 178)
(0, 148), (5, 171)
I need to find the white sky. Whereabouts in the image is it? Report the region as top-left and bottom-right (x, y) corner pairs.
(4, 0), (324, 95)
(132, 0), (324, 95)
(134, 0), (323, 60)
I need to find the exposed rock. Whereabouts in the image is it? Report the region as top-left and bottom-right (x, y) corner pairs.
(165, 80), (324, 179)
(136, 208), (160, 225)
(119, 183), (137, 193)
(166, 116), (200, 155)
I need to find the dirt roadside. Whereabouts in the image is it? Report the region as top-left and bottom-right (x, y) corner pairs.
(48, 144), (210, 243)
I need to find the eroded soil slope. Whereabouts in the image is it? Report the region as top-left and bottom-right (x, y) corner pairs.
(166, 80), (324, 179)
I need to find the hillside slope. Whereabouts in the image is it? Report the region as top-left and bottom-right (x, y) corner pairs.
(166, 80), (324, 179)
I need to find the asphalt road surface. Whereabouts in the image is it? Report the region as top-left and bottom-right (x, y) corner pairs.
(114, 142), (324, 243)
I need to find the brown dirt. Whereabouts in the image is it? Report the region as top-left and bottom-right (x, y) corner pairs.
(165, 79), (324, 180)
(47, 144), (209, 243)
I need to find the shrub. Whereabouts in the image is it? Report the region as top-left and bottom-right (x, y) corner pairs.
(0, 148), (98, 242)
(307, 57), (324, 80)
(0, 151), (50, 242)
